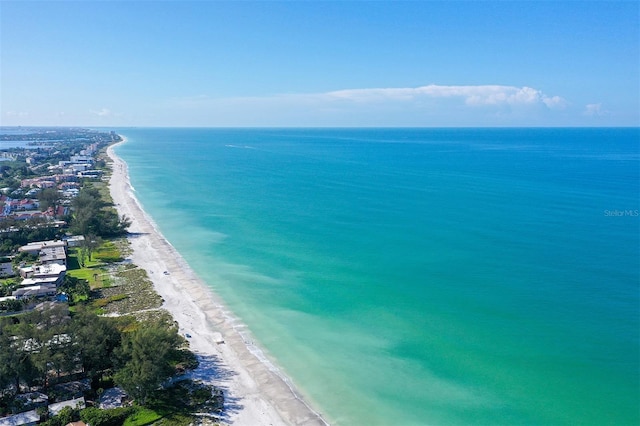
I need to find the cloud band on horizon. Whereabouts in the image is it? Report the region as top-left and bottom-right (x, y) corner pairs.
(324, 84), (567, 109)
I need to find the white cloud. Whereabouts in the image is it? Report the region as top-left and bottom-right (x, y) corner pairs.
(5, 111), (29, 117)
(162, 83), (571, 126)
(325, 84), (567, 109)
(584, 103), (610, 116)
(91, 108), (113, 117)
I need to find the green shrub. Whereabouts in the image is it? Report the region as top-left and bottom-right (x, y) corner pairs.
(80, 406), (135, 426)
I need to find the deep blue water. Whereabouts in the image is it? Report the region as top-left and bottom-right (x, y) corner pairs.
(114, 128), (639, 425)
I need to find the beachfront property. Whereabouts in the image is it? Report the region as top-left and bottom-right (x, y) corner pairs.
(98, 387), (128, 409)
(20, 262), (66, 279)
(76, 170), (102, 179)
(18, 264), (67, 290)
(0, 409), (39, 426)
(69, 155), (92, 165)
(0, 397), (86, 426)
(62, 235), (84, 248)
(19, 240), (67, 266)
(14, 393), (48, 412)
(48, 397), (85, 417)
(9, 240), (68, 300)
(12, 285), (57, 300)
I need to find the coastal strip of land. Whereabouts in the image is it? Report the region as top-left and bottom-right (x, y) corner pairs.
(107, 139), (328, 426)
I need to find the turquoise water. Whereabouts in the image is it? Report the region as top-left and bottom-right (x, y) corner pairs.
(114, 128), (639, 425)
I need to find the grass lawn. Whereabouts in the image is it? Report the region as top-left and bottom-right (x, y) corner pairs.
(123, 407), (163, 426)
(94, 241), (124, 263)
(67, 248), (113, 288)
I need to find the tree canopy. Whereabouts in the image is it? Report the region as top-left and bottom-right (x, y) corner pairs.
(69, 187), (130, 238)
(114, 324), (183, 405)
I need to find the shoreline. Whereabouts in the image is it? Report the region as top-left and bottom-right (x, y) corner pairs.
(106, 137), (328, 426)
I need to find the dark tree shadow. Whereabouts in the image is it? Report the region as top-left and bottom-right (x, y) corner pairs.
(173, 353), (244, 423)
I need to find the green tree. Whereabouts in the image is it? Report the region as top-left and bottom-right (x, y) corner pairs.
(84, 234), (102, 262)
(0, 298), (22, 312)
(80, 406), (133, 426)
(40, 405), (80, 426)
(11, 251), (38, 270)
(114, 324), (182, 405)
(95, 211), (130, 238)
(69, 188), (102, 236)
(71, 309), (121, 379)
(37, 188), (61, 212)
(70, 188), (129, 238)
(59, 275), (90, 303)
(0, 321), (17, 392)
(0, 318), (40, 393)
(25, 304), (71, 389)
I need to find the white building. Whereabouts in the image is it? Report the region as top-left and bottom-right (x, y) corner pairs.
(13, 284), (57, 299)
(20, 263), (66, 280)
(19, 240), (67, 256)
(48, 397), (85, 416)
(0, 409), (39, 426)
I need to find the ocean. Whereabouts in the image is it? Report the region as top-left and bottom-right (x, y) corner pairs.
(113, 128), (639, 425)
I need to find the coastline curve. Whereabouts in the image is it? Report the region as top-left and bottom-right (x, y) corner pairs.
(107, 137), (329, 426)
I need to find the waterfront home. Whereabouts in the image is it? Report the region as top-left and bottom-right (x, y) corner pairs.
(12, 284), (57, 299)
(0, 409), (39, 426)
(48, 397), (85, 417)
(20, 263), (66, 281)
(18, 240), (67, 256)
(14, 393), (48, 412)
(13, 263), (66, 300)
(98, 387), (128, 409)
(18, 240), (67, 266)
(63, 236), (84, 248)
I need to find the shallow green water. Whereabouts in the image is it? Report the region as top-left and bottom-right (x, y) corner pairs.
(116, 128), (639, 425)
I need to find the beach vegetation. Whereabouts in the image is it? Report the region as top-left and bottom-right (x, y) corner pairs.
(92, 294), (129, 309)
(93, 240), (124, 263)
(80, 406), (136, 426)
(66, 251), (109, 290)
(91, 180), (114, 205)
(122, 406), (163, 425)
(119, 380), (223, 426)
(95, 264), (163, 316)
(69, 187), (130, 239)
(113, 323), (183, 406)
(71, 307), (121, 381)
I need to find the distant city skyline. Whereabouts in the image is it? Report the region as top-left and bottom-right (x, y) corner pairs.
(1, 1), (638, 127)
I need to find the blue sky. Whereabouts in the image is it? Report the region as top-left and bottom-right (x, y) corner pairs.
(1, 1), (638, 127)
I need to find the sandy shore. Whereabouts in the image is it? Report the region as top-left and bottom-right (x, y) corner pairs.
(107, 139), (328, 426)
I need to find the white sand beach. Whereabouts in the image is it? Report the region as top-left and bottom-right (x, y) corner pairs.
(107, 140), (328, 426)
